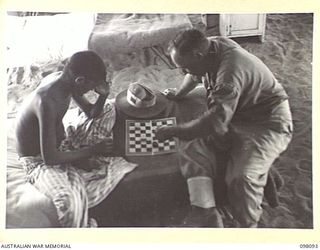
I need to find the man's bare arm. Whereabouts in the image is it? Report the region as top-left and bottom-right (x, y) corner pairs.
(37, 97), (110, 165)
(72, 94), (107, 119)
(163, 74), (200, 100)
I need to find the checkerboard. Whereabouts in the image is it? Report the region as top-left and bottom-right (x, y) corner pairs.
(126, 117), (177, 156)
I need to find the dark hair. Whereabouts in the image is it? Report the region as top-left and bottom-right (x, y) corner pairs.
(63, 50), (106, 81)
(168, 29), (207, 55)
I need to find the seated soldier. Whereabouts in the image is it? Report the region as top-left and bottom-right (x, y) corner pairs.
(155, 29), (293, 227)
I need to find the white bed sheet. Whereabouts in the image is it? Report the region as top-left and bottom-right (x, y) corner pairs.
(5, 13), (96, 68)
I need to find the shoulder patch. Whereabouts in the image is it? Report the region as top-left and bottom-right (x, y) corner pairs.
(213, 83), (238, 97)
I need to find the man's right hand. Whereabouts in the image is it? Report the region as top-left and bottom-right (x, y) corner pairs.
(154, 126), (176, 141)
(94, 83), (110, 97)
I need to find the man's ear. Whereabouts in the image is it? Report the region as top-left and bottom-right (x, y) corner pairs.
(74, 76), (86, 85)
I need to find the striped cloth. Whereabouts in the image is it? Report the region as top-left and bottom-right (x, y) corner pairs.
(19, 156), (90, 227)
(61, 100), (137, 208)
(20, 100), (137, 227)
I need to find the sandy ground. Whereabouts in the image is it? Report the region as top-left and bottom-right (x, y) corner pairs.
(6, 13), (313, 228)
(243, 14), (313, 228)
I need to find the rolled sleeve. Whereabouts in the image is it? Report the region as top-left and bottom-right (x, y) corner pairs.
(176, 82), (240, 140)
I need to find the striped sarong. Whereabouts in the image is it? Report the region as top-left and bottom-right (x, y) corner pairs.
(19, 156), (89, 227)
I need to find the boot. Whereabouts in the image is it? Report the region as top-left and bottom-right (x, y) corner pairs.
(181, 205), (224, 227)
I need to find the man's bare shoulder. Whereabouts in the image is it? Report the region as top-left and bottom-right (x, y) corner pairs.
(16, 93), (48, 127)
(38, 71), (63, 87)
(19, 81), (59, 120)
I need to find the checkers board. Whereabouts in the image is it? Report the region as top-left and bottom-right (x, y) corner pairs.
(125, 117), (177, 156)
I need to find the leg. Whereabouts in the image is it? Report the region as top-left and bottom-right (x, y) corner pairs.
(179, 138), (217, 208)
(178, 138), (223, 227)
(225, 123), (292, 227)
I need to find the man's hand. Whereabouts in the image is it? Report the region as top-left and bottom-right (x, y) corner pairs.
(162, 88), (180, 100)
(155, 126), (176, 141)
(95, 137), (113, 155)
(94, 83), (110, 97)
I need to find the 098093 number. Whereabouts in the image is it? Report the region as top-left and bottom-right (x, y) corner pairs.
(300, 244), (318, 248)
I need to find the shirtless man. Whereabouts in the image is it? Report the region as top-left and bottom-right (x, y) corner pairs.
(15, 50), (112, 227)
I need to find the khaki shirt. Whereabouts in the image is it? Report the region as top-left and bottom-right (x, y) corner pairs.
(182, 37), (289, 139)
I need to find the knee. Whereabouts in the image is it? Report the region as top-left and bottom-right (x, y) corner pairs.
(226, 170), (267, 189)
(225, 172), (267, 205)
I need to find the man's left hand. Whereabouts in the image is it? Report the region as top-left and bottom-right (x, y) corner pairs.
(162, 88), (180, 100)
